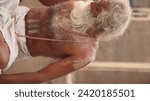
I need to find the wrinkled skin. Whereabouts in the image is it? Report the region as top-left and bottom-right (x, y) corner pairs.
(0, 0), (109, 83)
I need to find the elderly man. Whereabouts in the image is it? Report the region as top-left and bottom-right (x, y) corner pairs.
(0, 0), (131, 83)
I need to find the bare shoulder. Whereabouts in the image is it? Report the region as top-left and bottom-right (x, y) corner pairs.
(63, 41), (98, 61)
(0, 32), (9, 69)
(60, 42), (97, 70)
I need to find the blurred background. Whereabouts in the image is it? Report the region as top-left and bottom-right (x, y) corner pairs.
(3, 0), (150, 84)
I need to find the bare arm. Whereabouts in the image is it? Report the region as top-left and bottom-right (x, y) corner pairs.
(38, 0), (72, 6)
(0, 52), (92, 84)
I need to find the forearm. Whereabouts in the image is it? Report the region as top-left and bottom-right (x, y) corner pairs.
(0, 59), (74, 84)
(0, 72), (44, 84)
(38, 0), (71, 6)
(0, 62), (74, 84)
(0, 54), (91, 84)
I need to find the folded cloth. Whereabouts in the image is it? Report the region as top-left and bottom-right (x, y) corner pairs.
(0, 0), (30, 71)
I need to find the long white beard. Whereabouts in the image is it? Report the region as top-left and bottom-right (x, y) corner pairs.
(50, 1), (96, 36)
(70, 1), (96, 34)
(50, 0), (131, 41)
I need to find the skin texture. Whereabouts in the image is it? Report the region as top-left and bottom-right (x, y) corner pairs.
(0, 0), (105, 84)
(38, 0), (71, 6)
(0, 32), (9, 68)
(91, 0), (111, 17)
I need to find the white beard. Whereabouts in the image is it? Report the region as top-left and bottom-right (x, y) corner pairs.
(50, 0), (131, 41)
(50, 0), (96, 36)
(70, 1), (96, 34)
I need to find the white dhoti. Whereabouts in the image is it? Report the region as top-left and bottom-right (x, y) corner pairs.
(0, 0), (31, 71)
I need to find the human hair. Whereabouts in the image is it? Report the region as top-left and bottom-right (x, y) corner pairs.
(70, 0), (131, 41)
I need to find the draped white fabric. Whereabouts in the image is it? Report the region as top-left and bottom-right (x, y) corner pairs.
(0, 0), (30, 71)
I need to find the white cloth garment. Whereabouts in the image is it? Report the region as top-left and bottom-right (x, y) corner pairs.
(0, 0), (30, 71)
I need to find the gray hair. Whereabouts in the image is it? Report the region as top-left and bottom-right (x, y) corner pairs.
(97, 0), (131, 41)
(71, 0), (131, 41)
